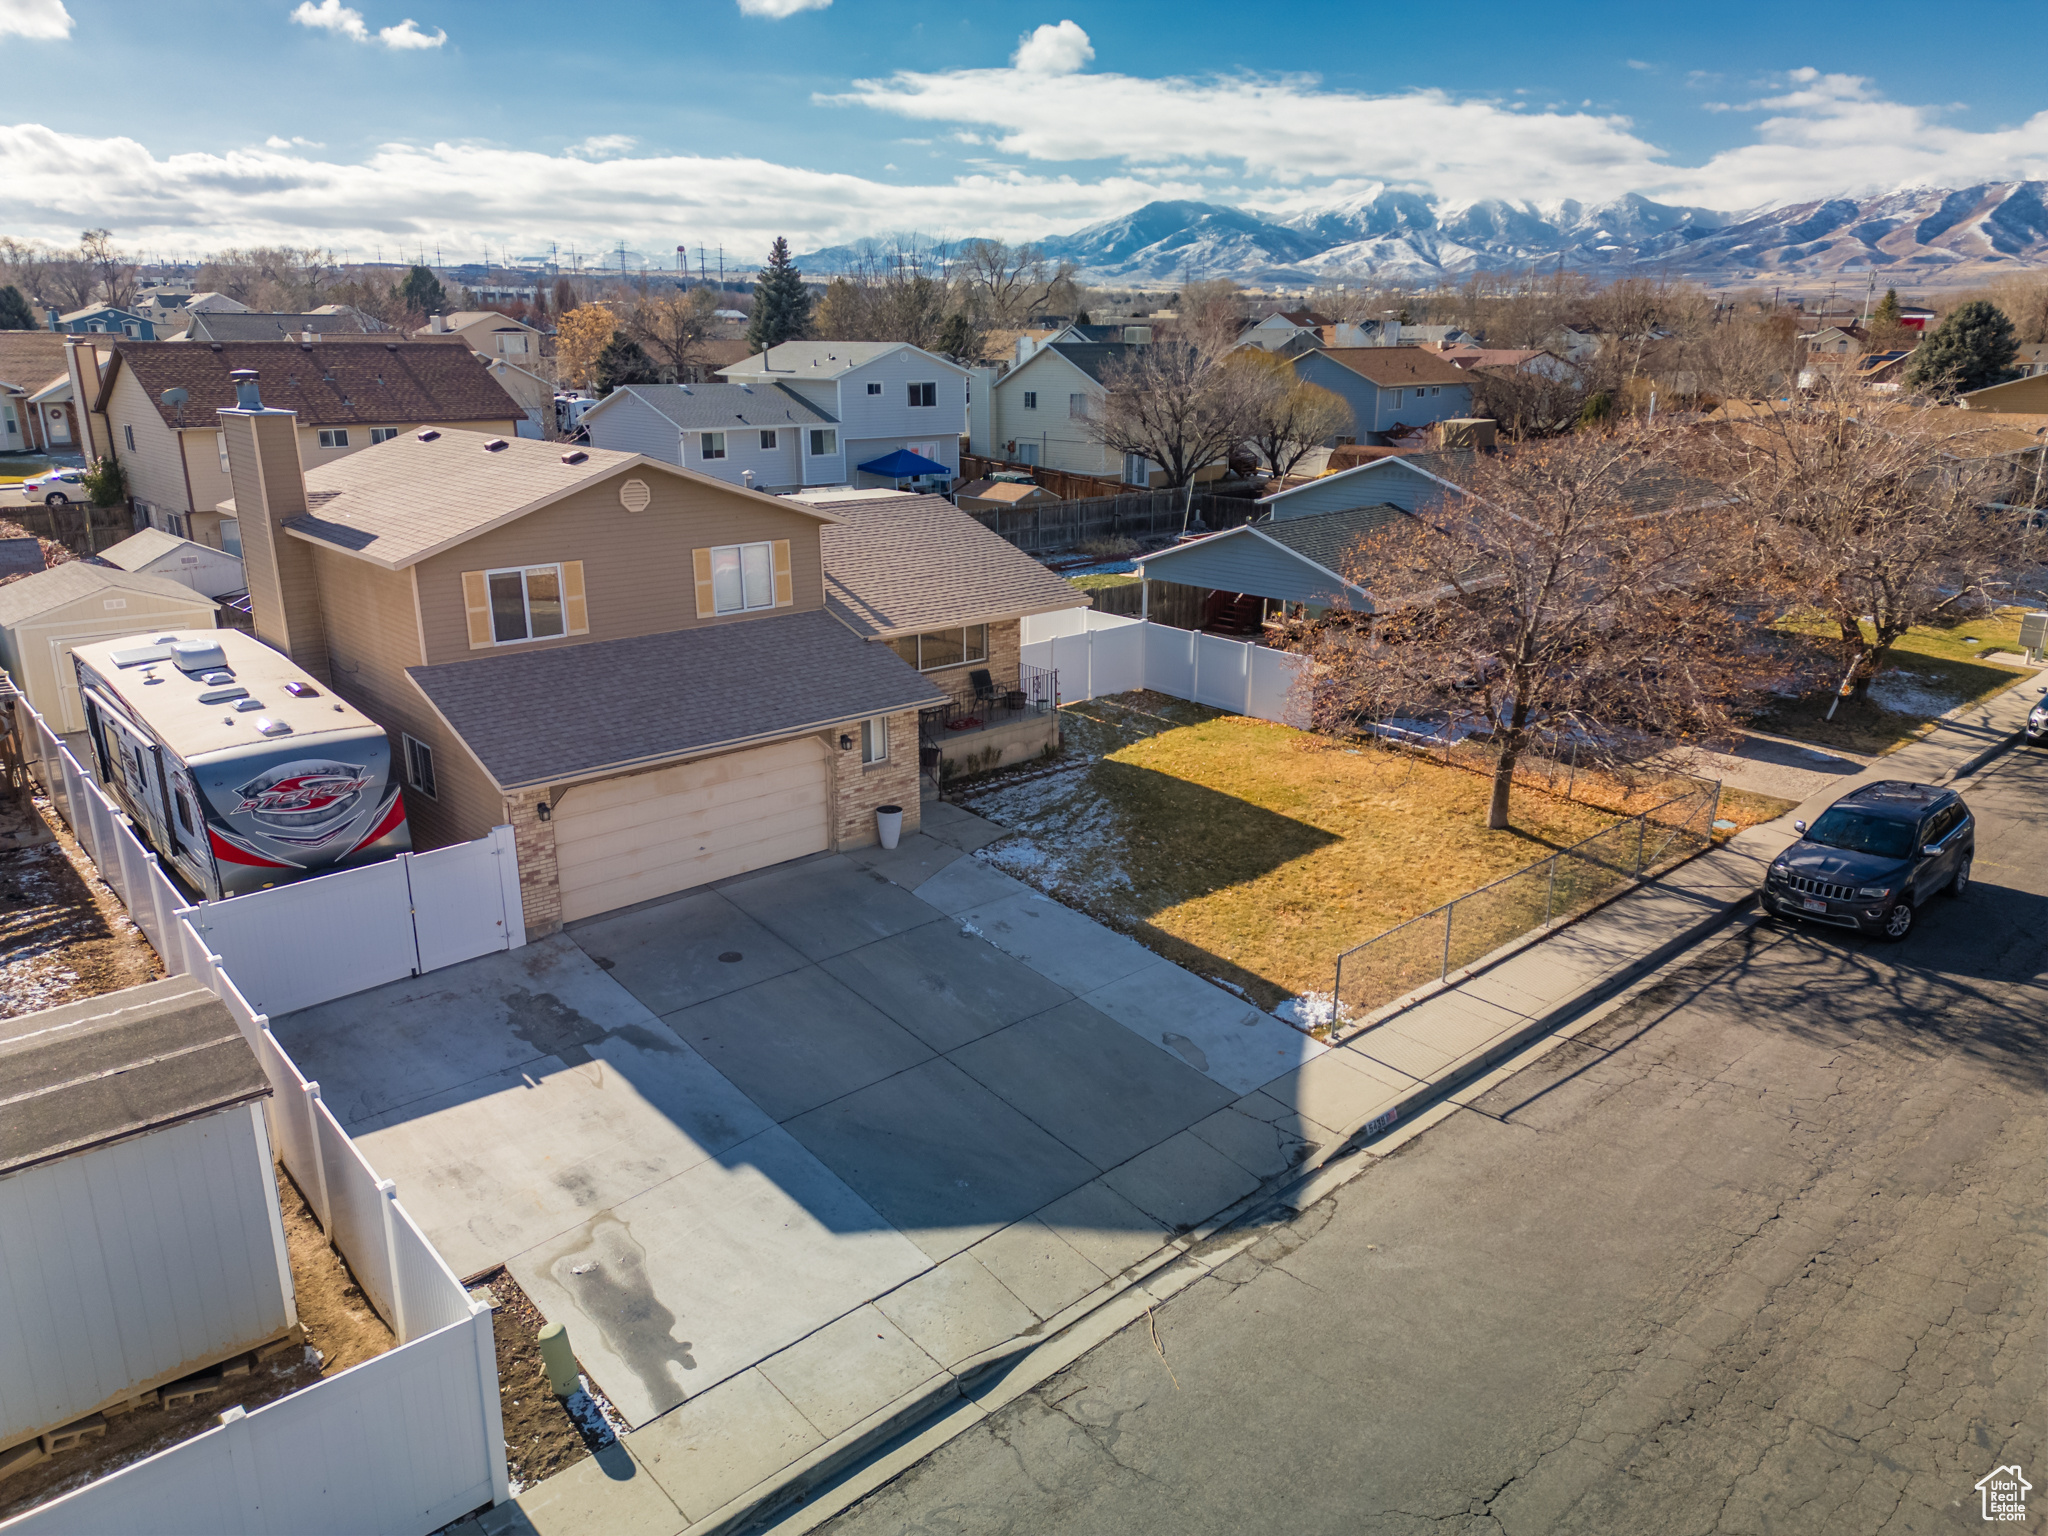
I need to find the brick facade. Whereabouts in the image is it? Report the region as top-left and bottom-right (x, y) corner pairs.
(921, 618), (1024, 712)
(831, 710), (923, 849)
(503, 786), (562, 941)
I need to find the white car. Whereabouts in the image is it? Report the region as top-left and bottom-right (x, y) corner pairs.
(21, 467), (88, 505)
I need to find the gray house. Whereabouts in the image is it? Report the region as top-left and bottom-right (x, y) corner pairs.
(1257, 452), (1467, 519)
(1291, 348), (1474, 445)
(580, 382), (841, 494)
(1133, 504), (1409, 629)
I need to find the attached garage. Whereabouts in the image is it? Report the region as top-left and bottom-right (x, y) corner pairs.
(553, 736), (829, 921)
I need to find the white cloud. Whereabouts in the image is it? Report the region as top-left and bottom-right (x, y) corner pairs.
(378, 17), (445, 48)
(0, 0), (72, 40)
(568, 134), (637, 158)
(266, 135), (327, 149)
(291, 1), (444, 49)
(737, 0), (830, 16)
(831, 57), (2048, 210)
(290, 0), (368, 40)
(1012, 20), (1092, 75)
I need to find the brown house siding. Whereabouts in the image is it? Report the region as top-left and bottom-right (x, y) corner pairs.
(411, 470), (829, 666)
(830, 710), (921, 850)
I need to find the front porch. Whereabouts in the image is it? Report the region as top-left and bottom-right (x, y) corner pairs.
(920, 662), (1060, 786)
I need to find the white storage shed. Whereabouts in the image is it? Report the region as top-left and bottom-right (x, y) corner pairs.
(0, 979), (296, 1463)
(0, 563), (218, 734)
(95, 528), (246, 600)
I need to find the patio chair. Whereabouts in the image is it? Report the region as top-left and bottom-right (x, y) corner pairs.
(970, 669), (999, 709)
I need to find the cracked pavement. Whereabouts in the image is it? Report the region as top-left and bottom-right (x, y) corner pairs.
(818, 747), (2046, 1535)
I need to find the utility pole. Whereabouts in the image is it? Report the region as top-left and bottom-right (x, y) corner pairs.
(717, 246), (724, 287)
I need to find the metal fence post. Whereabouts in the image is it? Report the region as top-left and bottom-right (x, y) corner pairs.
(1545, 853), (1558, 924)
(1632, 813), (1647, 879)
(1440, 904), (1454, 981)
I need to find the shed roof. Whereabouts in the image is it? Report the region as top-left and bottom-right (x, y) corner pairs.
(0, 560), (216, 626)
(1309, 347), (1474, 388)
(406, 607), (945, 789)
(98, 338), (520, 431)
(0, 978), (270, 1177)
(97, 526), (219, 573)
(955, 478), (1057, 505)
(1136, 504), (1407, 606)
(583, 382), (837, 432)
(818, 492), (1090, 639)
(260, 429), (836, 570)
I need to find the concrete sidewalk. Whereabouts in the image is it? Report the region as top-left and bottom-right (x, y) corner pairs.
(456, 676), (2044, 1536)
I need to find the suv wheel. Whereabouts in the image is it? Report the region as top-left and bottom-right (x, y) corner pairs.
(1881, 898), (1915, 941)
(1950, 856), (1971, 898)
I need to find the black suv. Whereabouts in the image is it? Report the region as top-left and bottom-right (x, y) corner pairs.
(1761, 780), (1973, 941)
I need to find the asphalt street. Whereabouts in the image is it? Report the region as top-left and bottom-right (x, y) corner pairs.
(821, 746), (2047, 1536)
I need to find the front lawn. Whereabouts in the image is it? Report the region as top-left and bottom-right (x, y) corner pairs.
(1754, 609), (2036, 758)
(956, 692), (1628, 1010)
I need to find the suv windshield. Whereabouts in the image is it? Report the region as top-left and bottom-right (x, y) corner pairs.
(1805, 807), (1916, 860)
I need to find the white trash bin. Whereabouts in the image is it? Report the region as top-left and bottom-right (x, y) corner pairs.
(876, 804), (903, 849)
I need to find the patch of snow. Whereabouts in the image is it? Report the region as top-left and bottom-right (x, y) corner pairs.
(1868, 671), (1964, 718)
(566, 1375), (625, 1447)
(1277, 992), (1350, 1032)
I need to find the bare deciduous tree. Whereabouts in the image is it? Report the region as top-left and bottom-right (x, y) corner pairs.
(1308, 427), (1765, 829)
(1231, 350), (1353, 477)
(958, 239), (1078, 328)
(193, 247), (339, 311)
(1083, 334), (1254, 488)
(623, 285), (720, 381)
(79, 230), (137, 310)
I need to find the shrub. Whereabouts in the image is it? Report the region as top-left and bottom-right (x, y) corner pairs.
(80, 456), (126, 507)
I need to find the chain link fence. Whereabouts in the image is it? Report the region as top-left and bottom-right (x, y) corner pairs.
(1330, 778), (1722, 1027)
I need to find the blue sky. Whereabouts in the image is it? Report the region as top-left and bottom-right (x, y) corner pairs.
(3, 0), (2046, 263)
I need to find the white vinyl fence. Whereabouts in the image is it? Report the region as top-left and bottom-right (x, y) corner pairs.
(6, 700), (511, 1535)
(1022, 610), (1308, 727)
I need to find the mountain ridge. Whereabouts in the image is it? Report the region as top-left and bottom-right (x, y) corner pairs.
(796, 182), (2048, 288)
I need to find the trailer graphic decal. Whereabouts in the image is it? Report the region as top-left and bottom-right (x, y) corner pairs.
(232, 761), (375, 825)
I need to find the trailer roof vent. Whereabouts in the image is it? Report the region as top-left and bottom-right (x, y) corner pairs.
(110, 643), (175, 668)
(254, 717), (293, 737)
(233, 697), (266, 713)
(198, 686), (248, 705)
(170, 639), (227, 674)
(199, 670), (235, 685)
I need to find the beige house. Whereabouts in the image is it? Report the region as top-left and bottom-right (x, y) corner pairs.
(0, 562), (218, 734)
(216, 385), (1079, 934)
(989, 341), (1135, 481)
(1960, 372), (2048, 414)
(88, 338), (521, 551)
(1, 331), (68, 454)
(417, 311), (546, 365)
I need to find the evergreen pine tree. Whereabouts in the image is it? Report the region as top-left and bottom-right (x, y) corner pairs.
(746, 238), (812, 353)
(1902, 300), (2022, 397)
(0, 284), (34, 330)
(594, 334), (662, 393)
(935, 312), (975, 360)
(395, 264), (449, 318)
(1872, 288), (1901, 328)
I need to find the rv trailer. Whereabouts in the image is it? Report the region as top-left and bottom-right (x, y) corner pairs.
(71, 629), (411, 900)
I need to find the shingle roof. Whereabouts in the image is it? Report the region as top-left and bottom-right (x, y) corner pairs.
(0, 330), (66, 391)
(407, 608), (945, 788)
(589, 382), (837, 432)
(0, 560), (216, 625)
(1312, 347), (1475, 388)
(1258, 504), (1412, 575)
(97, 527), (215, 572)
(99, 338), (520, 431)
(0, 537), (45, 581)
(267, 429), (835, 570)
(0, 978), (269, 1177)
(184, 311), (369, 342)
(818, 492), (1090, 639)
(955, 478), (1055, 505)
(722, 340), (964, 380)
(1040, 341), (1135, 385)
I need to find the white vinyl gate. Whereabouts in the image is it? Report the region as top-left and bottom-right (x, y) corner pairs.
(1022, 611), (1308, 727)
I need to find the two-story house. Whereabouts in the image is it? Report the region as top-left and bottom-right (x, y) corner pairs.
(215, 375), (1084, 933)
(48, 304), (161, 339)
(416, 311), (546, 365)
(89, 338), (521, 549)
(181, 310), (373, 343)
(1291, 348), (1475, 445)
(988, 341), (1135, 480)
(579, 382), (840, 493)
(717, 342), (967, 489)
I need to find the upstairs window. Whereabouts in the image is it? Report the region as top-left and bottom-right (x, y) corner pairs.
(808, 429), (837, 456)
(908, 382), (937, 408)
(866, 382), (883, 396)
(701, 431), (727, 460)
(369, 427), (400, 443)
(759, 429), (778, 450)
(462, 562), (588, 648)
(216, 431), (230, 473)
(123, 424), (135, 451)
(1069, 393), (1089, 420)
(1022, 391), (1037, 410)
(318, 428), (350, 448)
(696, 540), (792, 616)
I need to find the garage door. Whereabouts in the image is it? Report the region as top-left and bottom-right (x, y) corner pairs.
(552, 736), (831, 922)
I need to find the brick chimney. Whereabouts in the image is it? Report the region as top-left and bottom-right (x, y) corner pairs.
(218, 370), (330, 681)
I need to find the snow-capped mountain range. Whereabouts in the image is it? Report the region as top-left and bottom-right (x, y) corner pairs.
(799, 182), (2048, 287)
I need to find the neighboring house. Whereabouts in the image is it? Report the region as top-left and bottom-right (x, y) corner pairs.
(803, 488), (1090, 772)
(1849, 350), (1913, 387)
(1238, 310), (1331, 353)
(1291, 348), (1475, 444)
(1133, 503), (1401, 627)
(186, 292), (251, 315)
(719, 341), (969, 489)
(955, 477), (1060, 514)
(89, 338), (521, 547)
(47, 305), (160, 339)
(1557, 326), (1602, 364)
(132, 286), (196, 330)
(417, 310), (546, 365)
(215, 402), (947, 932)
(1437, 346), (1580, 382)
(0, 979), (296, 1467)
(2013, 342), (2048, 378)
(28, 373), (76, 451)
(0, 331), (69, 453)
(1895, 305), (1936, 331)
(1800, 325), (1864, 357)
(97, 526), (247, 597)
(1260, 451), (1468, 520)
(581, 382), (839, 492)
(485, 357), (560, 440)
(0, 561), (219, 733)
(181, 311), (371, 343)
(989, 341), (1134, 480)
(1959, 372), (2048, 414)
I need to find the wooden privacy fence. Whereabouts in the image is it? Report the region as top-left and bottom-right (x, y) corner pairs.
(958, 453), (1132, 501)
(7, 698), (510, 1536)
(965, 489), (1258, 554)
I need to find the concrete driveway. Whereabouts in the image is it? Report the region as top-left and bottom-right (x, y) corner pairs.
(273, 803), (1326, 1432)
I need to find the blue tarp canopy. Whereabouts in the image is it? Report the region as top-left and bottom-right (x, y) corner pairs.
(856, 448), (951, 478)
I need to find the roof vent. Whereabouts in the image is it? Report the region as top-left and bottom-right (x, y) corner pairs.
(385, 342), (399, 351)
(560, 450), (588, 465)
(228, 370), (262, 410)
(300, 342), (314, 352)
(169, 638), (227, 674)
(254, 717), (293, 737)
(483, 438), (509, 452)
(233, 697), (266, 713)
(417, 428), (441, 441)
(209, 342), (223, 353)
